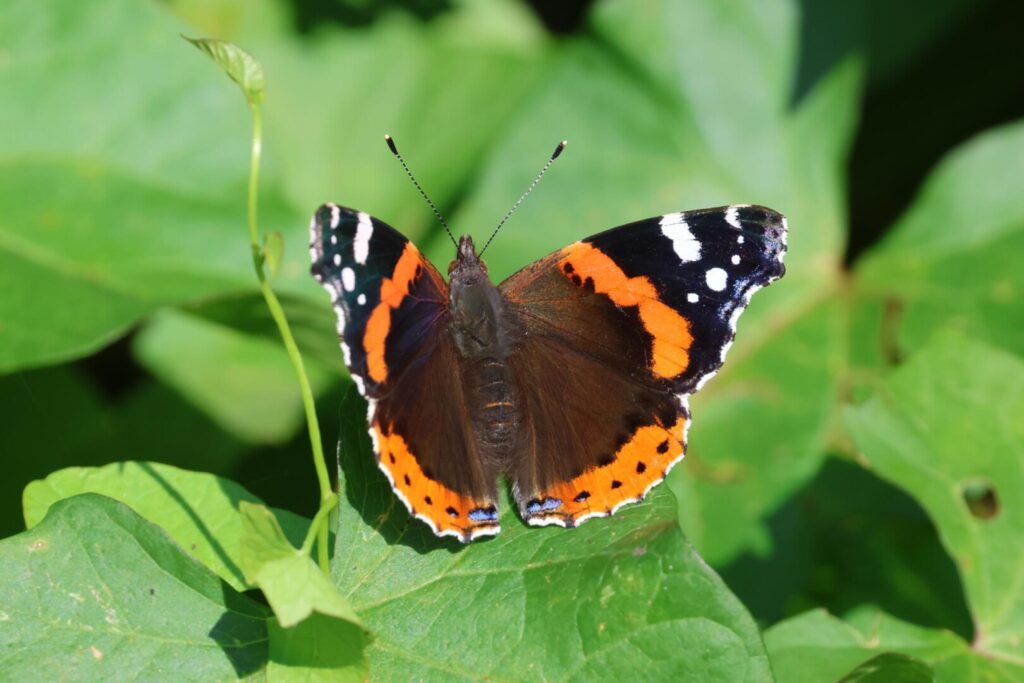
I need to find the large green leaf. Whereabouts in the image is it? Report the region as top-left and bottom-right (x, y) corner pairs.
(765, 609), (957, 683)
(329, 400), (771, 681)
(841, 334), (1024, 679)
(0, 160), (249, 372)
(716, 456), (971, 634)
(0, 0), (321, 373)
(0, 494), (270, 679)
(23, 461), (311, 592)
(854, 122), (1024, 363)
(134, 310), (332, 444)
(0, 0), (251, 200)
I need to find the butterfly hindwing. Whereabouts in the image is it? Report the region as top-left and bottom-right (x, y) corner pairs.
(498, 205), (786, 527)
(310, 204), (501, 541)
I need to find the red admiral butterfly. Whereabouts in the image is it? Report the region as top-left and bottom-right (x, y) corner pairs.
(310, 140), (786, 542)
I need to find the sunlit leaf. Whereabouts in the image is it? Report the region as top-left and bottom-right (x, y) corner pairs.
(0, 494), (269, 679)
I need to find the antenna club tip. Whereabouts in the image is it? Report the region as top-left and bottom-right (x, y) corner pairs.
(552, 140), (568, 159)
(384, 134), (398, 156)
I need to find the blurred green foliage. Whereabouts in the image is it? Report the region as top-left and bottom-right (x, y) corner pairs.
(1, 0), (1023, 680)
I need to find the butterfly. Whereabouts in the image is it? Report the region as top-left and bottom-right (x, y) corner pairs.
(309, 140), (786, 542)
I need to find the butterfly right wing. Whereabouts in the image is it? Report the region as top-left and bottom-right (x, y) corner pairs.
(310, 204), (500, 541)
(498, 205), (787, 528)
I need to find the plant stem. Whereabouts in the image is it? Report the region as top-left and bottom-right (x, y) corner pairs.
(246, 103), (334, 574)
(301, 494), (338, 556)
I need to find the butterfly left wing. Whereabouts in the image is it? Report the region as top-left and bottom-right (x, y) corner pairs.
(499, 205), (786, 527)
(310, 204), (501, 541)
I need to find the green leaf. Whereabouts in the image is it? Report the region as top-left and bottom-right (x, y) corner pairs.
(263, 230), (285, 278)
(855, 121), (1024, 362)
(330, 400), (772, 681)
(0, 0), (317, 373)
(246, 2), (548, 240)
(844, 334), (1024, 677)
(133, 310), (332, 444)
(717, 456), (972, 634)
(0, 156), (305, 373)
(184, 36), (265, 106)
(23, 461), (310, 592)
(671, 298), (846, 565)
(0, 494), (269, 679)
(185, 291), (347, 374)
(238, 501), (362, 629)
(268, 614), (369, 683)
(0, 0), (252, 201)
(838, 653), (933, 683)
(238, 502), (368, 682)
(765, 609), (958, 683)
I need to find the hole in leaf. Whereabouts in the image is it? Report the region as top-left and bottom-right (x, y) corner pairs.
(962, 479), (999, 520)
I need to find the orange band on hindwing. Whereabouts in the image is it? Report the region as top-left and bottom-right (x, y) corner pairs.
(372, 424), (500, 541)
(363, 243), (425, 384)
(559, 242), (694, 378)
(527, 413), (688, 526)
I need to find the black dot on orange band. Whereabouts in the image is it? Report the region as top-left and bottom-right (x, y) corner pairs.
(424, 496), (432, 505)
(403, 474), (411, 486)
(657, 439), (669, 454)
(571, 274), (582, 286)
(611, 480), (622, 489)
(636, 461), (647, 474)
(389, 454), (396, 463)
(446, 506), (458, 518)
(563, 262), (574, 274)
(574, 491), (591, 503)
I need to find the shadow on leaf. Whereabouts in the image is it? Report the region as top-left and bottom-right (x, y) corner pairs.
(719, 456), (972, 638)
(335, 386), (465, 555)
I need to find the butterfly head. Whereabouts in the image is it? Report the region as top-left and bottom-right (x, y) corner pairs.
(450, 234), (488, 278)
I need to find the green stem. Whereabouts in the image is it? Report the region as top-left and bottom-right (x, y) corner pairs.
(301, 494), (338, 556)
(246, 103), (334, 574)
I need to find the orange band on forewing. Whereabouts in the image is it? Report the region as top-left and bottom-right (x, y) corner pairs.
(560, 242), (693, 378)
(363, 244), (424, 383)
(374, 425), (497, 539)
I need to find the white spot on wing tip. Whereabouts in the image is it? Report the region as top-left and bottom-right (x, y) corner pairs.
(725, 205), (741, 229)
(660, 213), (702, 263)
(354, 212), (373, 265)
(329, 204), (341, 229)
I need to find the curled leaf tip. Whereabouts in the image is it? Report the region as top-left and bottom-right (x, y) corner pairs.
(184, 36), (265, 106)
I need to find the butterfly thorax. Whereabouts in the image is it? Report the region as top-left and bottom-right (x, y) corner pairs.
(448, 235), (520, 462)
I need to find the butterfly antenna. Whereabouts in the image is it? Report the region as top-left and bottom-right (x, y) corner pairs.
(479, 140), (567, 257)
(385, 134), (457, 248)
